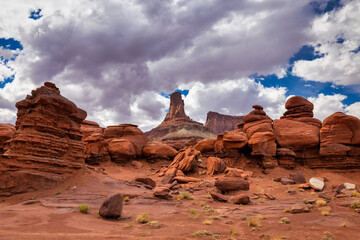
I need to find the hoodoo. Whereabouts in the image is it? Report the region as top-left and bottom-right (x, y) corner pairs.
(0, 82), (87, 196)
(145, 92), (215, 147)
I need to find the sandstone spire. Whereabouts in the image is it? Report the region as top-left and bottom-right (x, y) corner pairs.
(164, 92), (190, 122)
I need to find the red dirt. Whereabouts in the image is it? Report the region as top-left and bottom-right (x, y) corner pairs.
(1, 160), (360, 240)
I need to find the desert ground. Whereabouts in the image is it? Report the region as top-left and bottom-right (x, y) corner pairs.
(1, 160), (359, 240)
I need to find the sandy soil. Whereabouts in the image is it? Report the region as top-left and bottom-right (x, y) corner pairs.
(1, 160), (360, 240)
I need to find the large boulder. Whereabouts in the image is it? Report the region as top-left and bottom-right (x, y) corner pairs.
(222, 130), (248, 149)
(84, 133), (111, 165)
(107, 139), (136, 162)
(143, 141), (178, 160)
(80, 120), (103, 141)
(215, 177), (250, 192)
(194, 138), (216, 152)
(0, 82), (86, 196)
(320, 112), (360, 156)
(104, 124), (148, 156)
(99, 193), (124, 219)
(273, 119), (320, 150)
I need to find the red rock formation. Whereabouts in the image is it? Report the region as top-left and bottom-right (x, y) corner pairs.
(273, 96), (321, 165)
(243, 105), (276, 168)
(84, 133), (111, 165)
(81, 120), (103, 141)
(0, 82), (86, 196)
(314, 112), (360, 168)
(194, 138), (216, 153)
(205, 111), (244, 134)
(104, 124), (148, 160)
(107, 139), (136, 162)
(167, 147), (200, 173)
(206, 156), (226, 175)
(143, 141), (178, 160)
(223, 129), (248, 149)
(0, 123), (15, 154)
(145, 92), (215, 144)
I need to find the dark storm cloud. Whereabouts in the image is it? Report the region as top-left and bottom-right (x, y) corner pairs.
(1, 0), (320, 127)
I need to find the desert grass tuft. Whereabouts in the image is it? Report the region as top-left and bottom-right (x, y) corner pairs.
(316, 199), (327, 207)
(136, 213), (150, 224)
(78, 204), (89, 214)
(178, 191), (194, 200)
(193, 230), (220, 239)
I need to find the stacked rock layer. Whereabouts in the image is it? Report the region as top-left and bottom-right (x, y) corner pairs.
(0, 82), (86, 196)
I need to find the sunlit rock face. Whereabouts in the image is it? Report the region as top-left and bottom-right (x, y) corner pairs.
(0, 82), (86, 196)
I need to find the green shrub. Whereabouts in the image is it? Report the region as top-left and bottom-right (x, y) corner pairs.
(78, 204), (89, 214)
(124, 196), (130, 202)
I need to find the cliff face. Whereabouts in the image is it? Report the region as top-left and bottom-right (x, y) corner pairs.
(0, 82), (86, 196)
(145, 92), (215, 143)
(205, 111), (244, 134)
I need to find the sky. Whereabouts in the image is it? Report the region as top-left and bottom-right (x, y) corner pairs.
(0, 0), (359, 131)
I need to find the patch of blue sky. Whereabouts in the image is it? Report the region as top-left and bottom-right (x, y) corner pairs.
(160, 89), (189, 98)
(310, 0), (343, 14)
(0, 38), (23, 51)
(29, 9), (42, 20)
(251, 44), (360, 105)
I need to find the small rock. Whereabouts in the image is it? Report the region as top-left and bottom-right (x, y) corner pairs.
(131, 160), (143, 169)
(210, 192), (229, 202)
(21, 199), (40, 205)
(134, 177), (156, 188)
(290, 171), (306, 184)
(99, 193), (124, 219)
(225, 220), (233, 224)
(344, 183), (356, 190)
(354, 208), (360, 213)
(336, 184), (346, 195)
(290, 204), (310, 214)
(281, 177), (295, 185)
(309, 177), (325, 191)
(233, 194), (250, 205)
(303, 199), (316, 204)
(169, 180), (178, 190)
(173, 176), (201, 183)
(273, 177), (281, 182)
(298, 183), (311, 189)
(153, 187), (171, 199)
(319, 192), (331, 201)
(264, 193), (276, 200)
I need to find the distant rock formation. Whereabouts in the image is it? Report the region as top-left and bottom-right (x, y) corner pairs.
(205, 111), (243, 134)
(145, 92), (215, 144)
(0, 82), (86, 196)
